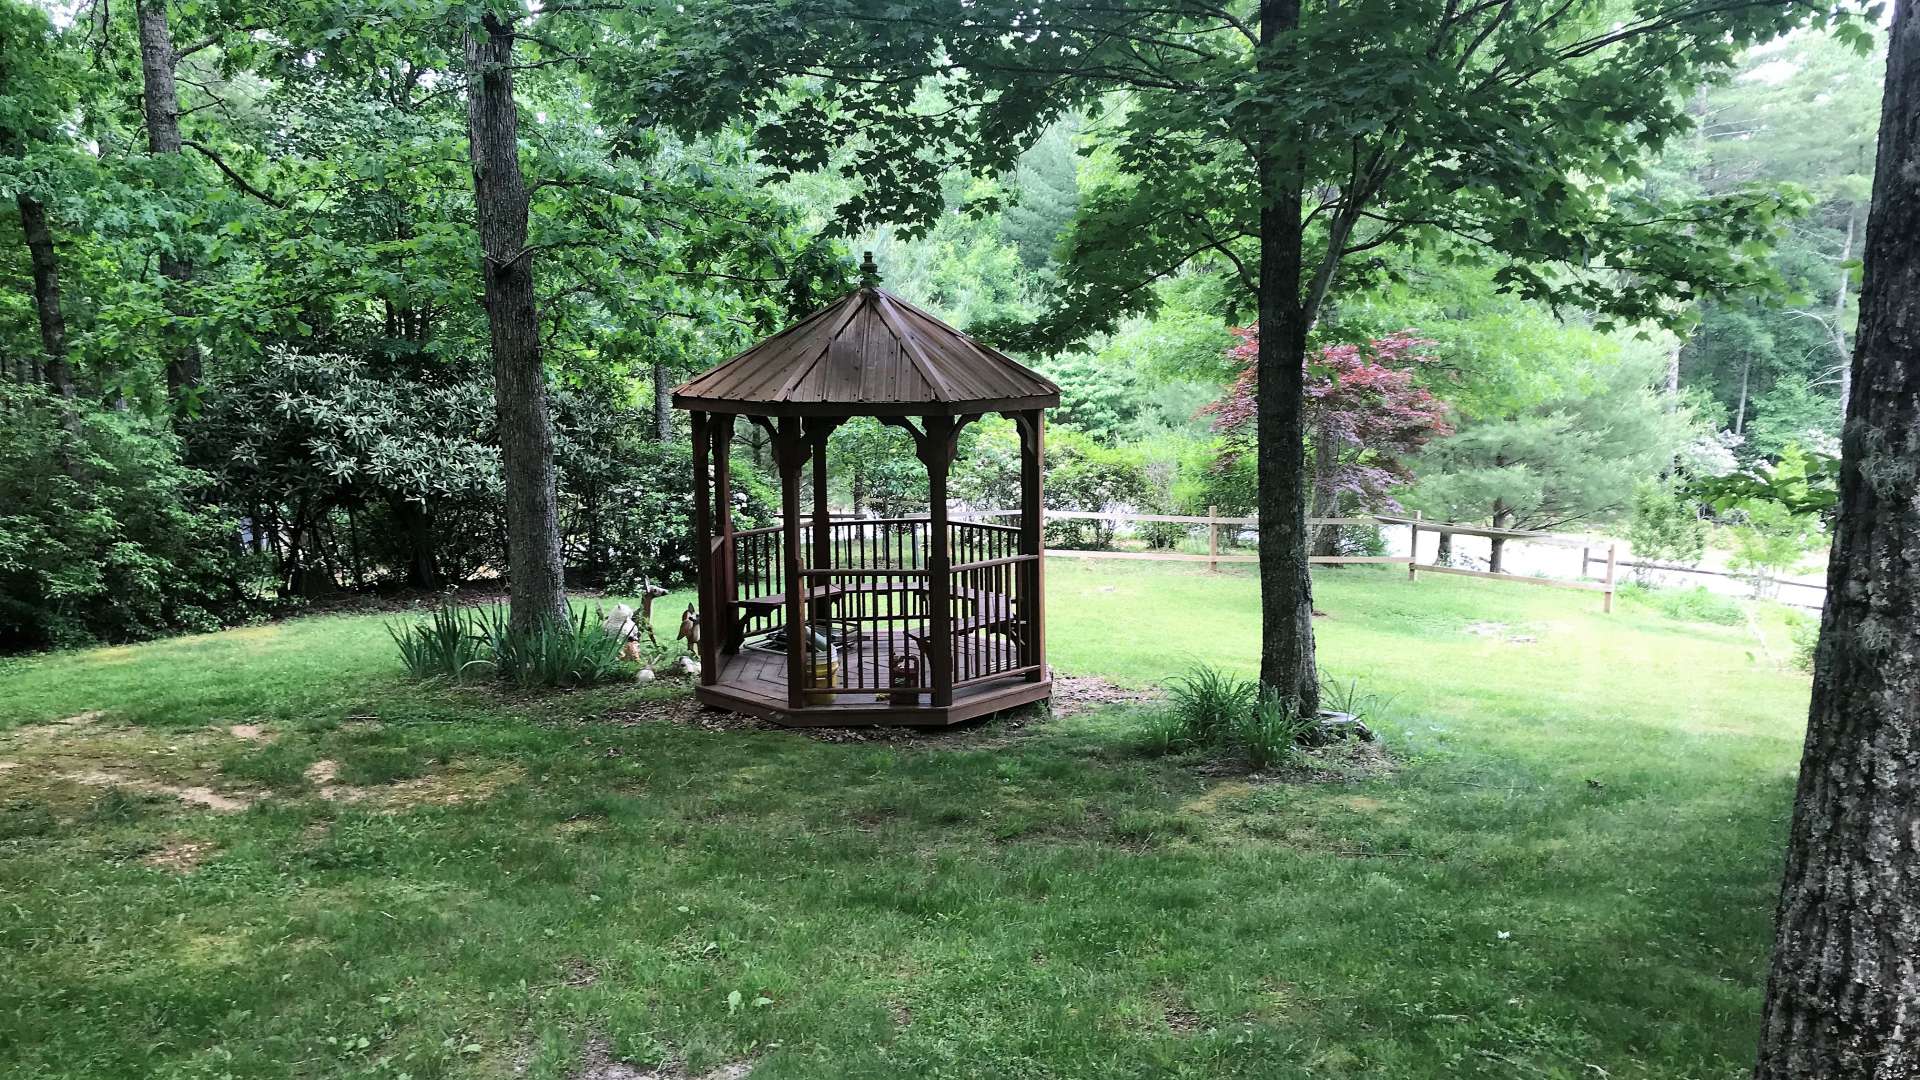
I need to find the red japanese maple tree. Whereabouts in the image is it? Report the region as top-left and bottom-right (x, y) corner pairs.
(1207, 328), (1452, 555)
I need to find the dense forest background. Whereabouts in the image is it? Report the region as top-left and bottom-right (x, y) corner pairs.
(0, 0), (1879, 649)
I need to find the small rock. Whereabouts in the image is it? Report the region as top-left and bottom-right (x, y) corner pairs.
(636, 668), (656, 684)
(677, 656), (700, 676)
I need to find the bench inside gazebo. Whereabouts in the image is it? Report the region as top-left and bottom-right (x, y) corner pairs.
(673, 256), (1058, 726)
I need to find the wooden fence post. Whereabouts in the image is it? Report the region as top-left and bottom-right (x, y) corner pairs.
(1409, 510), (1422, 581)
(1207, 505), (1219, 573)
(1603, 542), (1618, 613)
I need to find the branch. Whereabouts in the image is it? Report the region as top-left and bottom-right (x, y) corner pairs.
(182, 140), (285, 208)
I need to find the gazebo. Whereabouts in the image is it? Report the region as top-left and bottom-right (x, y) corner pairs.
(673, 255), (1058, 726)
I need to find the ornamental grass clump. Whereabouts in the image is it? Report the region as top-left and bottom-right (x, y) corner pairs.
(1164, 664), (1258, 750)
(474, 604), (630, 690)
(389, 602), (630, 689)
(1156, 664), (1369, 768)
(387, 602), (491, 682)
(1234, 690), (1316, 771)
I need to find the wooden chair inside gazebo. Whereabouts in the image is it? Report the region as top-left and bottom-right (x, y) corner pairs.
(673, 255), (1058, 726)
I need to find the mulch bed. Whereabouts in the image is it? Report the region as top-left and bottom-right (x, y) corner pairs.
(596, 673), (1162, 745)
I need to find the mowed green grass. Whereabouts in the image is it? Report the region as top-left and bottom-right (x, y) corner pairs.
(0, 562), (1810, 1079)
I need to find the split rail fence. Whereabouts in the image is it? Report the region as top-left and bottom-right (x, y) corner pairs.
(968, 508), (1623, 612)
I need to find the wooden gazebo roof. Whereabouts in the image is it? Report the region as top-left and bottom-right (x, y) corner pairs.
(671, 279), (1060, 418)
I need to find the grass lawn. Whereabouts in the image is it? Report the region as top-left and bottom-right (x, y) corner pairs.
(0, 561), (1810, 1079)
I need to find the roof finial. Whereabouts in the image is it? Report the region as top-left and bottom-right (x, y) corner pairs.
(859, 250), (880, 288)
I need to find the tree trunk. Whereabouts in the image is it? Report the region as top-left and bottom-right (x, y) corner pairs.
(1489, 501), (1511, 574)
(1253, 0), (1319, 714)
(1436, 530), (1453, 564)
(135, 0), (198, 398)
(1833, 201), (1857, 416)
(466, 13), (567, 633)
(652, 362), (674, 440)
(389, 495), (441, 589)
(1735, 353), (1752, 436)
(15, 194), (75, 401)
(1754, 4), (1920, 1073)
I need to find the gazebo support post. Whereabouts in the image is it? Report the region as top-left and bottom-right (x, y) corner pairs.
(918, 416), (956, 708)
(712, 413), (739, 654)
(690, 411), (719, 686)
(807, 420), (837, 625)
(774, 417), (809, 711)
(1017, 409), (1046, 681)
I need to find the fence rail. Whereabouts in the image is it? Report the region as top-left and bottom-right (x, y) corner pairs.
(965, 507), (1622, 611)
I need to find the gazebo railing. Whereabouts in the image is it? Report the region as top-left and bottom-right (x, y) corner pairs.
(724, 515), (1037, 702)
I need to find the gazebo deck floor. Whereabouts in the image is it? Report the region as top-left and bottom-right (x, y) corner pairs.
(697, 629), (1051, 727)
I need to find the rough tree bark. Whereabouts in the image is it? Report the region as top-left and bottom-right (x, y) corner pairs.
(466, 12), (568, 633)
(134, 0), (198, 397)
(1253, 0), (1320, 713)
(1832, 201), (1856, 414)
(1489, 500), (1511, 575)
(1754, 1), (1920, 1074)
(16, 193), (75, 401)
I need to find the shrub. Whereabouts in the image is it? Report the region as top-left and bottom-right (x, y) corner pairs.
(1135, 517), (1190, 550)
(1044, 432), (1149, 549)
(1627, 479), (1707, 581)
(0, 393), (261, 650)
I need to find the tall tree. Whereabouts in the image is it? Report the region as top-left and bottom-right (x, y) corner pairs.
(0, 0), (77, 399)
(1754, 0), (1920, 1073)
(638, 0), (1843, 711)
(465, 11), (568, 632)
(132, 0), (199, 399)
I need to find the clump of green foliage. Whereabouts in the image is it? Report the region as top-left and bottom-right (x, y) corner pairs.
(387, 603), (493, 681)
(480, 605), (631, 690)
(1620, 584), (1746, 626)
(1154, 665), (1318, 770)
(1725, 500), (1821, 597)
(1044, 433), (1150, 549)
(1627, 479), (1707, 579)
(388, 602), (630, 689)
(1234, 691), (1317, 771)
(1786, 611), (1821, 673)
(1162, 665), (1258, 750)
(0, 395), (263, 650)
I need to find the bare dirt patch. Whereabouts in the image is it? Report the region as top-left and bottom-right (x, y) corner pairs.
(143, 839), (217, 872)
(305, 758), (524, 808)
(225, 723), (273, 743)
(1463, 621), (1539, 645)
(4, 715), (264, 815)
(1181, 781), (1253, 815)
(1047, 674), (1161, 718)
(60, 769), (257, 812)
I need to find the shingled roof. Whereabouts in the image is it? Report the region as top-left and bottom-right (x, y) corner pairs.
(672, 281), (1059, 418)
